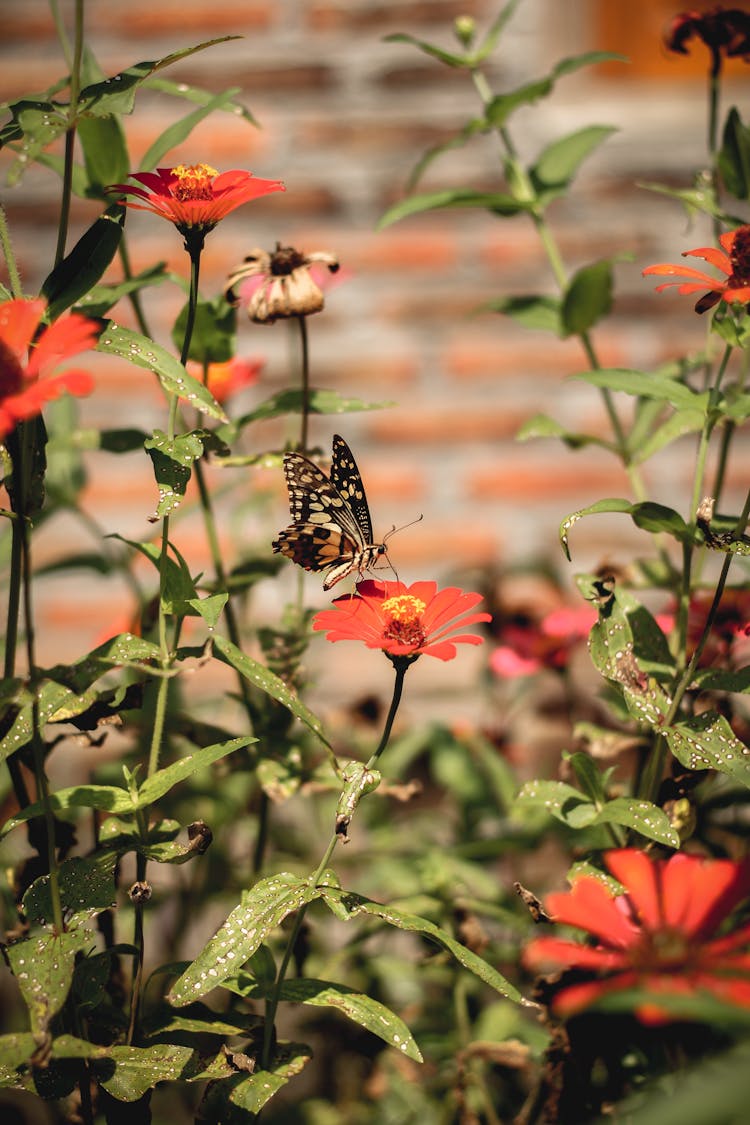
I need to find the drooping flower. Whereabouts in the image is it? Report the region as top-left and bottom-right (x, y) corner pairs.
(665, 7), (750, 73)
(0, 298), (99, 439)
(191, 356), (264, 404)
(225, 243), (340, 323)
(642, 226), (750, 313)
(107, 165), (285, 243)
(523, 848), (750, 1024)
(312, 579), (491, 662)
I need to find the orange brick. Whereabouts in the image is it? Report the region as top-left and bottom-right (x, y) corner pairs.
(465, 462), (633, 501)
(366, 409), (528, 445)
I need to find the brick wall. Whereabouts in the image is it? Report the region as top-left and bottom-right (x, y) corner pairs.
(1, 1), (745, 713)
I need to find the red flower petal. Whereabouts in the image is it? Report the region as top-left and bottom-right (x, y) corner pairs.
(604, 849), (661, 928)
(523, 936), (628, 972)
(546, 878), (639, 949)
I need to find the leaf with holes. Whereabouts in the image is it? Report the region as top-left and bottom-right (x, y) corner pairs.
(516, 779), (596, 828)
(7, 929), (89, 1036)
(665, 712), (750, 786)
(320, 889), (530, 1005)
(169, 873), (320, 1005)
(594, 797), (679, 848)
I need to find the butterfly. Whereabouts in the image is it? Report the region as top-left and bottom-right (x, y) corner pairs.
(273, 434), (389, 589)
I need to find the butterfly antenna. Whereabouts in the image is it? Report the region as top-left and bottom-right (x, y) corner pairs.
(382, 513), (424, 545)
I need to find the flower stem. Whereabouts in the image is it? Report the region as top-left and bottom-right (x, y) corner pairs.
(261, 656), (411, 1069)
(54, 0), (84, 267)
(296, 314), (311, 451)
(0, 205), (24, 298)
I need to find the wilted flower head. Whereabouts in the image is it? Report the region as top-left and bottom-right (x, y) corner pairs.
(225, 243), (340, 324)
(0, 298), (99, 438)
(665, 7), (750, 72)
(107, 164), (285, 248)
(524, 848), (750, 1024)
(312, 579), (491, 663)
(642, 226), (750, 313)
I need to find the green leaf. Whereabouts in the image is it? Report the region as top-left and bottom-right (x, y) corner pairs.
(77, 38), (241, 118)
(630, 407), (706, 463)
(594, 797), (679, 848)
(383, 32), (469, 69)
(694, 666), (750, 694)
(171, 294), (236, 365)
(0, 1033), (37, 1081)
(378, 187), (533, 229)
(23, 852), (117, 927)
(560, 498), (690, 560)
(0, 99), (69, 185)
(141, 76), (258, 126)
(140, 89), (247, 172)
(144, 429), (205, 519)
(75, 262), (169, 317)
(109, 535), (199, 615)
(169, 873), (321, 1004)
(484, 54), (625, 129)
(6, 929), (89, 1035)
(665, 711), (750, 786)
(77, 113), (129, 196)
(564, 751), (607, 803)
(279, 979), (422, 1061)
(516, 413), (613, 450)
(98, 1043), (195, 1101)
(531, 125), (616, 190)
(234, 388), (393, 429)
(719, 106), (750, 201)
(405, 117), (488, 192)
(561, 259), (613, 336)
(95, 322), (226, 420)
(187, 593), (228, 629)
(137, 737), (254, 809)
(574, 367), (708, 409)
(205, 1043), (312, 1116)
(484, 295), (562, 334)
(1, 785), (135, 838)
(516, 779), (597, 828)
(41, 208), (124, 320)
(213, 635), (332, 751)
(320, 889), (529, 1006)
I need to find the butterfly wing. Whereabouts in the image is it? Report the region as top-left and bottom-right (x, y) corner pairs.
(272, 449), (368, 586)
(330, 434), (374, 543)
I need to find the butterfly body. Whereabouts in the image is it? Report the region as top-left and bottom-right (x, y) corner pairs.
(273, 435), (387, 589)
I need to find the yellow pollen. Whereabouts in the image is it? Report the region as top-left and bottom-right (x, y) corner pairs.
(170, 163), (219, 201)
(382, 595), (426, 624)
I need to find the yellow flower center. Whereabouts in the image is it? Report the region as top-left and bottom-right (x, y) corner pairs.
(171, 163), (219, 201)
(382, 595), (427, 648)
(382, 595), (426, 623)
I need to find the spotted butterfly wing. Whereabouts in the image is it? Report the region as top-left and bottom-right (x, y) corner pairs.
(272, 434), (386, 589)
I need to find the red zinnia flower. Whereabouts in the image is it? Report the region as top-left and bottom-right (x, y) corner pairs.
(665, 8), (750, 72)
(312, 579), (491, 662)
(107, 164), (285, 237)
(643, 226), (750, 313)
(0, 298), (99, 439)
(523, 848), (750, 1024)
(190, 356), (264, 403)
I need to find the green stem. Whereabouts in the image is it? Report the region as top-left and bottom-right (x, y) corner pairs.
(0, 205), (24, 298)
(118, 238), (151, 339)
(296, 314), (310, 451)
(261, 656), (412, 1069)
(15, 422), (64, 932)
(54, 0), (84, 268)
(675, 342), (732, 668)
(132, 236), (204, 1042)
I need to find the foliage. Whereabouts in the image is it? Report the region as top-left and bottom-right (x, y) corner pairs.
(1, 2), (750, 1123)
